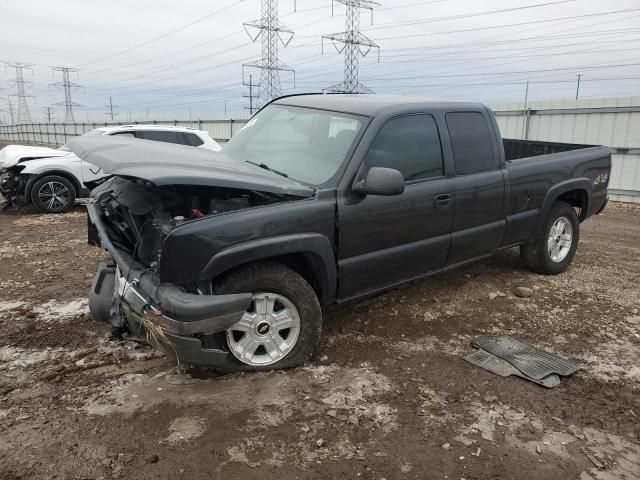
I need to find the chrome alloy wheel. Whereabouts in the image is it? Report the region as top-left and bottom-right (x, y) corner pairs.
(226, 292), (301, 366)
(38, 181), (71, 210)
(547, 216), (573, 263)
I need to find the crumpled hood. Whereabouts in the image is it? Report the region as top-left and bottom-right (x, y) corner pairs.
(0, 144), (70, 169)
(66, 136), (315, 198)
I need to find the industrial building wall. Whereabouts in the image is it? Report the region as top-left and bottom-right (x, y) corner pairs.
(492, 96), (640, 203)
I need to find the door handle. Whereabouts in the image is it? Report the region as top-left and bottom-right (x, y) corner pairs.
(434, 193), (453, 208)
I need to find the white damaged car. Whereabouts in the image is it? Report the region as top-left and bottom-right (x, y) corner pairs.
(0, 125), (221, 213)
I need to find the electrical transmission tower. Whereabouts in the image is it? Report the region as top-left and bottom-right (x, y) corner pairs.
(3, 62), (35, 123)
(243, 0), (295, 110)
(322, 0), (381, 94)
(50, 67), (83, 122)
(105, 96), (119, 121)
(243, 74), (260, 115)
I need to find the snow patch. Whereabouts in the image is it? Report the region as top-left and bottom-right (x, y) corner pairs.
(163, 416), (205, 444)
(0, 300), (27, 313)
(33, 298), (89, 320)
(576, 340), (640, 383)
(0, 346), (69, 369)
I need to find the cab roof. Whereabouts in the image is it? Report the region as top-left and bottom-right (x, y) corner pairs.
(273, 94), (485, 117)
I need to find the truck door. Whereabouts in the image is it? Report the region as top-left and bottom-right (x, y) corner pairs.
(444, 111), (506, 265)
(337, 114), (455, 299)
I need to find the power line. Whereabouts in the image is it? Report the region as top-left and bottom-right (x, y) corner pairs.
(82, 30), (247, 76)
(294, 26), (640, 85)
(290, 9), (640, 87)
(243, 0), (295, 109)
(372, 10), (640, 42)
(90, 10), (640, 100)
(378, 0), (446, 11)
(37, 1), (637, 115)
(294, 0), (577, 41)
(3, 62), (34, 123)
(94, 26), (640, 110)
(322, 0), (381, 94)
(74, 0), (244, 68)
(366, 60), (640, 82)
(50, 67), (84, 122)
(85, 42), (254, 90)
(366, 0), (578, 30)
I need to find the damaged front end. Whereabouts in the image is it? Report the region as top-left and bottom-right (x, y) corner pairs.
(0, 166), (29, 208)
(72, 134), (316, 367)
(87, 176), (294, 367)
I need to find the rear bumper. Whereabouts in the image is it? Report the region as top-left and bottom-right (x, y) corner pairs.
(587, 188), (609, 217)
(87, 204), (252, 367)
(595, 195), (608, 215)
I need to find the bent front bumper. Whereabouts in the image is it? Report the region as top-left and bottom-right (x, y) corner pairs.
(87, 204), (252, 367)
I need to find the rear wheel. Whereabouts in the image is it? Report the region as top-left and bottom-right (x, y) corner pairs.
(30, 175), (76, 213)
(213, 262), (322, 371)
(520, 201), (579, 275)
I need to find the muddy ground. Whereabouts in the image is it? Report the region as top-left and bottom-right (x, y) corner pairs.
(0, 198), (638, 480)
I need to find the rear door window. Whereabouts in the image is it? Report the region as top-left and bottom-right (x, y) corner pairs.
(137, 130), (182, 145)
(182, 132), (204, 146)
(366, 114), (444, 182)
(446, 112), (497, 175)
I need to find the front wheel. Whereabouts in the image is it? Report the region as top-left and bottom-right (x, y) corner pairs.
(30, 175), (76, 213)
(213, 262), (322, 371)
(520, 201), (580, 275)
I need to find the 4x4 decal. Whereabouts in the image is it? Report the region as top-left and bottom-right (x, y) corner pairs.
(594, 172), (608, 186)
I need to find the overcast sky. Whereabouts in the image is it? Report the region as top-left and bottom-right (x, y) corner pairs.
(2, 0), (640, 122)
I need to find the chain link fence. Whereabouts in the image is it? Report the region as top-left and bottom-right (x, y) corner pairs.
(0, 119), (250, 146)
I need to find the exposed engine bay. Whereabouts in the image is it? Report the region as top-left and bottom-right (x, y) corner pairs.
(91, 176), (293, 269)
(0, 167), (28, 207)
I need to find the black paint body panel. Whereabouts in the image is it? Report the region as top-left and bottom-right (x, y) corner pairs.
(97, 95), (610, 306)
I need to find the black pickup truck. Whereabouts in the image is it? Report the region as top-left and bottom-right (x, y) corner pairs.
(75, 94), (610, 371)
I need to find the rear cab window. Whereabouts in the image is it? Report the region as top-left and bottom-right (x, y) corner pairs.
(446, 112), (497, 175)
(365, 114), (444, 183)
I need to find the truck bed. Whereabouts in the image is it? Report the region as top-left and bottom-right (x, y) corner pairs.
(503, 138), (597, 161)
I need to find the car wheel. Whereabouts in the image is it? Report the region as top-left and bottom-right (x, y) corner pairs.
(520, 201), (580, 275)
(213, 262), (322, 371)
(30, 175), (76, 213)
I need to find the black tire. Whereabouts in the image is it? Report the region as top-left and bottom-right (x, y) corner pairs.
(520, 201), (580, 275)
(213, 262), (322, 371)
(30, 175), (77, 213)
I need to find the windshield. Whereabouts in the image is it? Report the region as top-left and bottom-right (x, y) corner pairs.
(223, 104), (365, 186)
(59, 129), (106, 151)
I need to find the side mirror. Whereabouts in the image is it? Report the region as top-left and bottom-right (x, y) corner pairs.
(353, 167), (405, 196)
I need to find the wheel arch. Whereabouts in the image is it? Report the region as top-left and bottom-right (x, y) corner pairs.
(25, 170), (82, 201)
(537, 179), (592, 234)
(200, 234), (337, 307)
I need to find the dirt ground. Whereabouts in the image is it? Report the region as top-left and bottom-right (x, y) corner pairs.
(0, 197), (638, 479)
